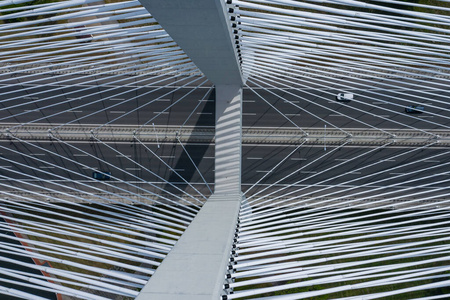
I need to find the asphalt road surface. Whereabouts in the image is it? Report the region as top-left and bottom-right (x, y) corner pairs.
(0, 140), (448, 199)
(1, 73), (449, 131)
(0, 72), (448, 199)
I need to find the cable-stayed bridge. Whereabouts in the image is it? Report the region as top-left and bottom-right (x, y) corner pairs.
(0, 0), (449, 299)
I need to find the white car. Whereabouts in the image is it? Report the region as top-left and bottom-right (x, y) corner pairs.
(336, 93), (353, 102)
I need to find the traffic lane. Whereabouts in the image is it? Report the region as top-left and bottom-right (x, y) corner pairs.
(243, 91), (450, 129)
(1, 140), (448, 196)
(0, 140), (215, 190)
(2, 79), (448, 130)
(0, 100), (215, 128)
(243, 88), (450, 130)
(241, 144), (450, 189)
(2, 69), (447, 91)
(0, 74), (211, 103)
(0, 87), (215, 127)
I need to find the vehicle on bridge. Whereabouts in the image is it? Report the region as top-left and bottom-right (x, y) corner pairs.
(92, 171), (111, 180)
(336, 93), (353, 102)
(405, 105), (425, 113)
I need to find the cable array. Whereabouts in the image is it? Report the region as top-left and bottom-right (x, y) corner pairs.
(223, 0), (450, 298)
(0, 0), (213, 298)
(0, 0), (450, 299)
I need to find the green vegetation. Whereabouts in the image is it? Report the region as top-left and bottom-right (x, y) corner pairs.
(11, 203), (181, 291)
(233, 208), (450, 299)
(1, 0), (59, 24)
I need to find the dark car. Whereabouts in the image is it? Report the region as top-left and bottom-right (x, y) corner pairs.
(92, 171), (111, 180)
(405, 105), (424, 114)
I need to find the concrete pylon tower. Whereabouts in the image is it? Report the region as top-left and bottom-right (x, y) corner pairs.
(136, 0), (243, 298)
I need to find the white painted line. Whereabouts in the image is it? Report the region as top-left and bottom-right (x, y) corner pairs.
(424, 160), (440, 163)
(381, 159), (396, 162)
(328, 114), (343, 117)
(0, 166), (12, 168)
(418, 116), (434, 118)
(348, 171), (361, 174)
(153, 112), (169, 114)
(30, 153), (46, 156)
(66, 110), (83, 113)
(82, 167), (98, 169)
(284, 100), (299, 103)
(156, 99), (171, 102)
(243, 100), (255, 103)
(378, 115), (391, 117)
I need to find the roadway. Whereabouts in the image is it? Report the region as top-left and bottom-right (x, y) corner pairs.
(0, 140), (448, 200)
(0, 72), (449, 200)
(1, 73), (450, 131)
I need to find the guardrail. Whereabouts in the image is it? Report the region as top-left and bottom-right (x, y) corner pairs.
(1, 124), (448, 146)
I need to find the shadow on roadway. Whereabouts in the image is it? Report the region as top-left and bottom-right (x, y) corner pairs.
(161, 88), (215, 198)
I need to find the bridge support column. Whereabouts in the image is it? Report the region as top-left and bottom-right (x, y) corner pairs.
(215, 85), (242, 193)
(136, 86), (242, 299)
